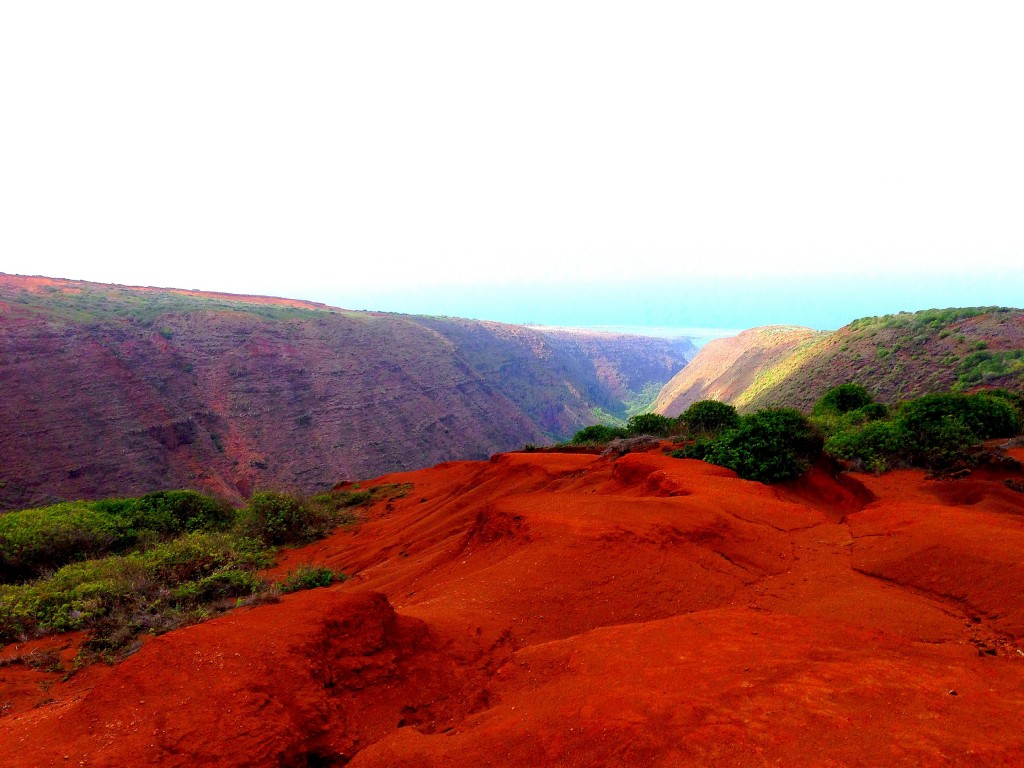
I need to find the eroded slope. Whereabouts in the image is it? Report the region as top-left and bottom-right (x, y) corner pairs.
(3, 449), (1023, 766)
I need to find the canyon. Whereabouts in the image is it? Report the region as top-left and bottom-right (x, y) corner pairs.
(0, 274), (693, 510)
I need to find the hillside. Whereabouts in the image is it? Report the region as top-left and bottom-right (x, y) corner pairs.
(653, 325), (825, 416)
(655, 307), (1024, 415)
(2, 445), (1023, 766)
(0, 274), (693, 510)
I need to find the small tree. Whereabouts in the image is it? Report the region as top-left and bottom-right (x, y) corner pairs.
(626, 413), (674, 437)
(813, 383), (875, 416)
(570, 424), (628, 444)
(680, 400), (740, 434)
(693, 408), (822, 483)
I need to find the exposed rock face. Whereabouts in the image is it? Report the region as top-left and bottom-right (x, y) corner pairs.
(0, 274), (694, 509)
(653, 325), (823, 416)
(655, 308), (1024, 415)
(3, 447), (1024, 766)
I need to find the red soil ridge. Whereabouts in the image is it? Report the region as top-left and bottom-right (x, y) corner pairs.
(2, 449), (1024, 766)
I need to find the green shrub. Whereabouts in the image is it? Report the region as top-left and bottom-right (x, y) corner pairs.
(0, 503), (135, 582)
(94, 490), (235, 536)
(0, 532), (269, 646)
(680, 400), (740, 434)
(899, 393), (1018, 441)
(570, 424), (629, 444)
(825, 420), (909, 473)
(813, 384), (875, 416)
(625, 413), (674, 437)
(683, 409), (822, 483)
(234, 492), (333, 546)
(279, 565), (346, 594)
(824, 392), (1018, 473)
(0, 491), (237, 583)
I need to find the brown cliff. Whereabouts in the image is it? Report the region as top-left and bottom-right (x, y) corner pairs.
(0, 274), (693, 509)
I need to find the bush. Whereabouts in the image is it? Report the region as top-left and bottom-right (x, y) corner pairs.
(570, 424), (629, 444)
(683, 408), (822, 483)
(0, 491), (236, 583)
(94, 491), (235, 536)
(279, 564), (347, 593)
(0, 503), (135, 583)
(625, 413), (674, 437)
(0, 532), (269, 646)
(680, 400), (740, 434)
(234, 492), (333, 546)
(824, 391), (1018, 473)
(899, 393), (1018, 441)
(825, 420), (909, 473)
(813, 384), (875, 416)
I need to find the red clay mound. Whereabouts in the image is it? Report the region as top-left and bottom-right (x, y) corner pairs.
(3, 449), (1024, 766)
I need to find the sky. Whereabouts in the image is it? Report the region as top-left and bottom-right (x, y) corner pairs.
(2, 2), (1023, 333)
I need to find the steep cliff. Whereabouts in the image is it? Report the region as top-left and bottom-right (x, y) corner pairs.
(0, 274), (693, 508)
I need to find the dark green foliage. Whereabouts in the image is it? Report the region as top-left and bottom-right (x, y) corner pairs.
(813, 384), (874, 416)
(825, 420), (910, 474)
(625, 413), (674, 437)
(824, 392), (1020, 473)
(680, 400), (740, 434)
(682, 409), (822, 483)
(0, 491), (235, 582)
(570, 424), (629, 444)
(899, 393), (1018, 441)
(279, 564), (347, 593)
(234, 492), (333, 546)
(95, 491), (235, 536)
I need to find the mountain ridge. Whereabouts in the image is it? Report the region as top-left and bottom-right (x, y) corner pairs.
(0, 273), (694, 510)
(655, 307), (1024, 415)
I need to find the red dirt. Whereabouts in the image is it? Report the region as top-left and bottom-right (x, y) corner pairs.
(3, 450), (1024, 766)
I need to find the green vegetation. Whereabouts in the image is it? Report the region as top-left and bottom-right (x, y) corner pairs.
(566, 379), (1023, 482)
(624, 382), (665, 418)
(570, 412), (677, 443)
(0, 491), (234, 582)
(680, 400), (740, 434)
(625, 413), (675, 437)
(0, 484), (410, 656)
(280, 564), (347, 593)
(957, 350), (1024, 389)
(847, 307), (1011, 335)
(819, 386), (1019, 473)
(679, 409), (822, 483)
(570, 424), (628, 444)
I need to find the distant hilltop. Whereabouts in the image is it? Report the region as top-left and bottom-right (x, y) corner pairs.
(655, 307), (1024, 415)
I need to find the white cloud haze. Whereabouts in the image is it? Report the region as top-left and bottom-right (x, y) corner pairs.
(2, 2), (1022, 323)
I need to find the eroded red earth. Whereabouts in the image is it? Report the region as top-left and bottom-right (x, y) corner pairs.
(3, 449), (1024, 766)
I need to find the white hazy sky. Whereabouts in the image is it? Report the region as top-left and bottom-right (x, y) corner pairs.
(2, 2), (1022, 327)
